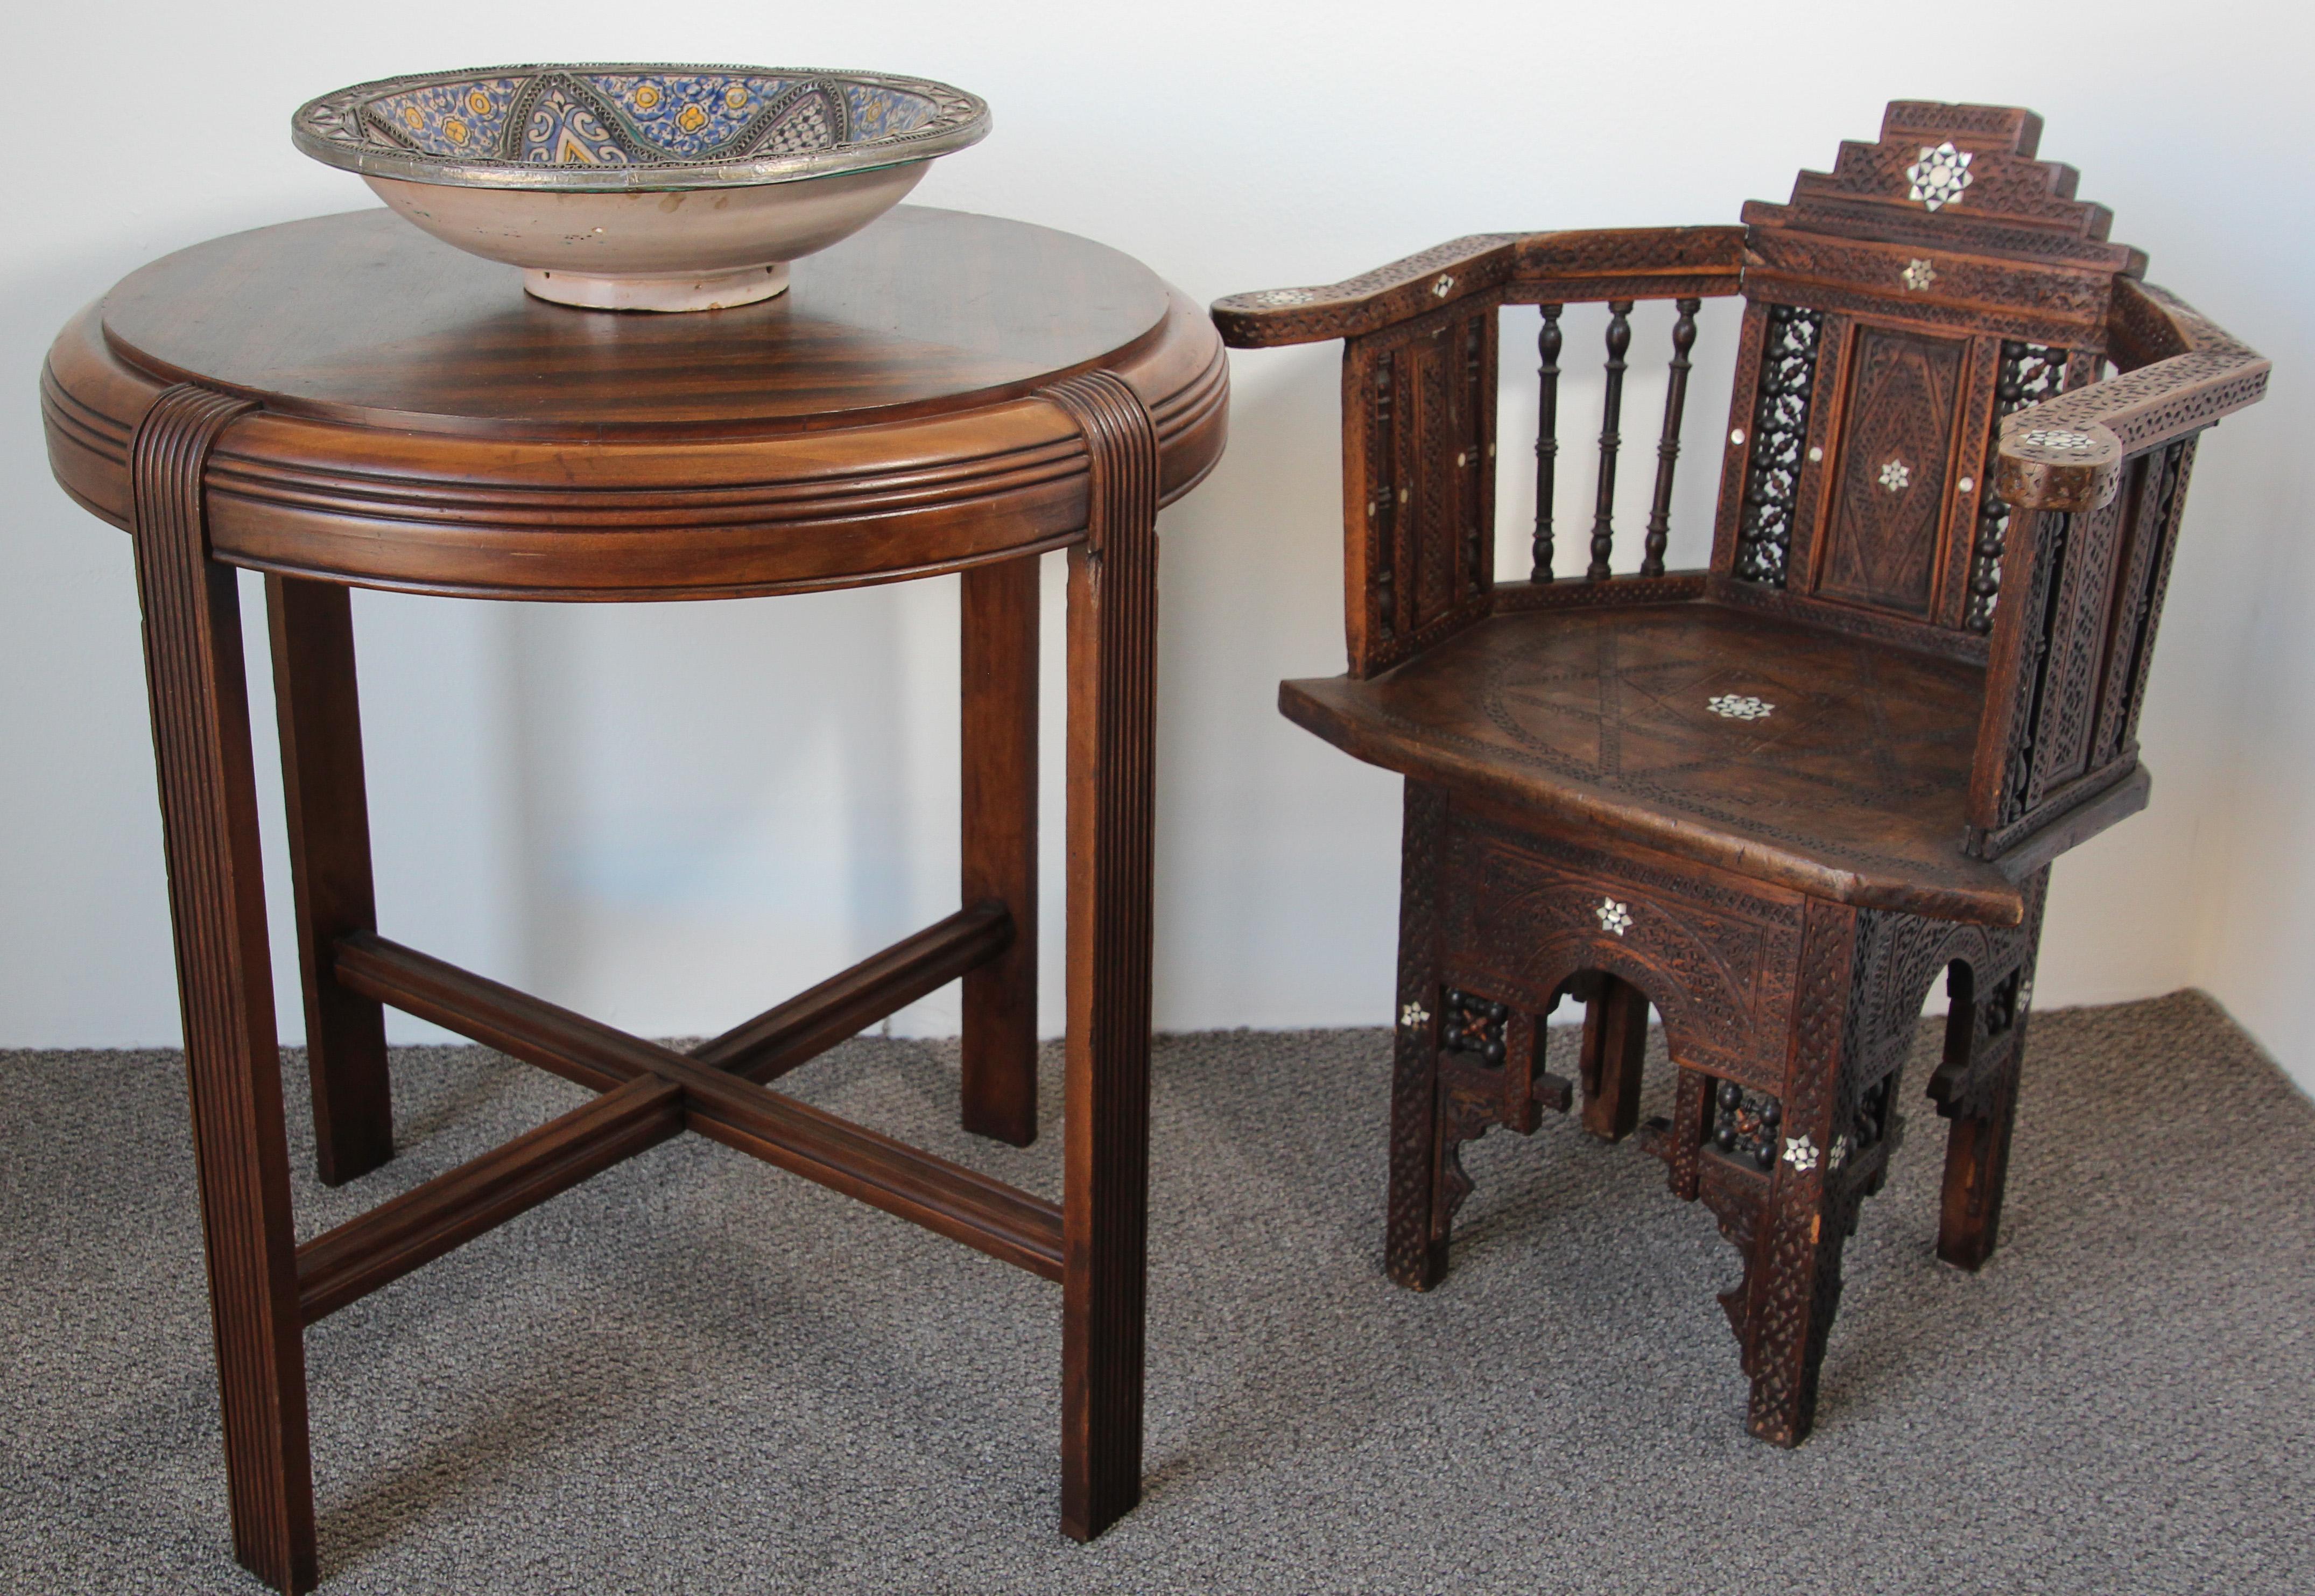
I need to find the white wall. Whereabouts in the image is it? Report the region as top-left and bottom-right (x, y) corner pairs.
(4, 2), (2309, 1087)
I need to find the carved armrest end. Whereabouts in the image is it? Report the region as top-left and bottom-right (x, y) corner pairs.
(1995, 282), (2268, 512)
(1211, 235), (1520, 348)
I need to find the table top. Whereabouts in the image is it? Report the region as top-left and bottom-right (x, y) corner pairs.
(44, 206), (1228, 599)
(98, 207), (1178, 439)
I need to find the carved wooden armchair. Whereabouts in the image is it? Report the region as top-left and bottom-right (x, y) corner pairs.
(1212, 102), (2267, 1445)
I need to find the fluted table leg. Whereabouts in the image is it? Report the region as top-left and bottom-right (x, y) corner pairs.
(131, 386), (317, 1594)
(1047, 371), (1160, 1542)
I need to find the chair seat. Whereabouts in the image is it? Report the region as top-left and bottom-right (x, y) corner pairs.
(1280, 600), (2085, 925)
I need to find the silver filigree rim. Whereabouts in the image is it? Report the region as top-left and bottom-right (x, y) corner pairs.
(292, 63), (990, 192)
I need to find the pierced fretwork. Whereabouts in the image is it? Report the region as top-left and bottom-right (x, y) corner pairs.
(1832, 1073), (1894, 1175)
(1980, 969), (2024, 1038)
(1442, 988), (1509, 1065)
(1531, 305), (1564, 581)
(1966, 341), (2071, 632)
(1708, 1079), (1784, 1170)
(1587, 301), (1635, 580)
(1999, 508), (2073, 826)
(1733, 305), (1825, 587)
(1642, 298), (1702, 577)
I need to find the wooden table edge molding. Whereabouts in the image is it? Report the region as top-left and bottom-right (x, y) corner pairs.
(39, 205), (1228, 1592)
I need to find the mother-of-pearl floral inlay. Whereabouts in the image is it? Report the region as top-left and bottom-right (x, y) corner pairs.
(1905, 140), (1974, 210)
(2020, 427), (2095, 451)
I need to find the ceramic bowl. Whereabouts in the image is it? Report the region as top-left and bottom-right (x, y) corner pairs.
(293, 65), (989, 311)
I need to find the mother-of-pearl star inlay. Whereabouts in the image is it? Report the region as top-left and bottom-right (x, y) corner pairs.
(1905, 141), (1974, 210)
(1879, 458), (1911, 492)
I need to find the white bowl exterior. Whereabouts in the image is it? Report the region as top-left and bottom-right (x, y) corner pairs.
(522, 263), (791, 312)
(363, 161), (926, 277)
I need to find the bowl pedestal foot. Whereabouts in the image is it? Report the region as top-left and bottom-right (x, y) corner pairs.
(523, 262), (791, 312)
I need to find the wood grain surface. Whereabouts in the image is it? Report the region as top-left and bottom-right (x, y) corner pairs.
(50, 200), (1221, 1588)
(43, 207), (1228, 601)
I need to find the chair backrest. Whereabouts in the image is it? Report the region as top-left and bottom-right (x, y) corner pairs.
(1709, 102), (2138, 659)
(1210, 100), (2267, 861)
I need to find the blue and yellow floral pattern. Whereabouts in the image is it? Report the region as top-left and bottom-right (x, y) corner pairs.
(369, 76), (524, 156)
(297, 64), (987, 191)
(360, 70), (936, 167)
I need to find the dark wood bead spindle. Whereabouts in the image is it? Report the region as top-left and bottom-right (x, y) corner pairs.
(1531, 304), (1564, 582)
(1588, 300), (1634, 581)
(1642, 298), (1701, 578)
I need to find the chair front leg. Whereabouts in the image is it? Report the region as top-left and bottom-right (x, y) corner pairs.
(1384, 784), (1453, 1290)
(1702, 899), (1892, 1447)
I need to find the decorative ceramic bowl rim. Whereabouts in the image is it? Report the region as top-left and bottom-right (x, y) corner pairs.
(292, 63), (990, 192)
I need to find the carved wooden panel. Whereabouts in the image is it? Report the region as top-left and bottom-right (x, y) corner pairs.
(1810, 325), (1969, 620)
(1441, 810), (1805, 1089)
(1340, 306), (1496, 677)
(2106, 439), (2195, 764)
(2023, 476), (2128, 805)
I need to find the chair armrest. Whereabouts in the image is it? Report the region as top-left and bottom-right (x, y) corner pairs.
(1211, 227), (1744, 349)
(1994, 282), (2269, 512)
(1212, 234), (1519, 348)
(1965, 281), (2268, 859)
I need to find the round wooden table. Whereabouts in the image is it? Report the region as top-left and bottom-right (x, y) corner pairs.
(41, 204), (1227, 1592)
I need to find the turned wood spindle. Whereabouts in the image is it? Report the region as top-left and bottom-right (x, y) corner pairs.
(1641, 298), (1701, 578)
(1588, 300), (1634, 581)
(1530, 305), (1564, 582)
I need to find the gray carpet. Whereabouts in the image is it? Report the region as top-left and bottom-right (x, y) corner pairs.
(3, 993), (2311, 1594)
